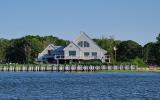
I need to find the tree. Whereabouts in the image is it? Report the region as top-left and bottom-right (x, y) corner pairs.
(143, 33), (160, 66)
(143, 42), (157, 65)
(94, 36), (121, 63)
(0, 38), (10, 63)
(156, 33), (160, 43)
(155, 43), (160, 65)
(5, 35), (68, 64)
(117, 40), (143, 61)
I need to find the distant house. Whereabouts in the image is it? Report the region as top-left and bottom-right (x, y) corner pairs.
(37, 32), (110, 64)
(37, 44), (65, 63)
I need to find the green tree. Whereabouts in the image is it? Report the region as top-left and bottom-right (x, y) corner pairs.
(155, 43), (160, 65)
(143, 42), (157, 65)
(156, 33), (160, 43)
(155, 34), (160, 65)
(94, 36), (121, 63)
(143, 33), (160, 66)
(5, 35), (68, 64)
(117, 40), (143, 61)
(6, 39), (27, 63)
(0, 38), (10, 63)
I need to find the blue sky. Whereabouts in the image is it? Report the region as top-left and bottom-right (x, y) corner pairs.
(0, 0), (160, 45)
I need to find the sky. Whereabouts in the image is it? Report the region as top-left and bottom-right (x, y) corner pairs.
(0, 0), (160, 45)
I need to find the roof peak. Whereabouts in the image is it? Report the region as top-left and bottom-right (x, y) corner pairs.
(80, 31), (91, 39)
(80, 31), (88, 35)
(80, 31), (85, 34)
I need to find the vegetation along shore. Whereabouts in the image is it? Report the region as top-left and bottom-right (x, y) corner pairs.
(0, 33), (160, 71)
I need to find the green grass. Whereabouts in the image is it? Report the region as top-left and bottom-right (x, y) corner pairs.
(96, 70), (160, 72)
(63, 70), (160, 73)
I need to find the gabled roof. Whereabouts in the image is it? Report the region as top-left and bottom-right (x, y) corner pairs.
(40, 44), (64, 55)
(64, 41), (81, 50)
(76, 32), (107, 53)
(42, 44), (55, 52)
(71, 41), (81, 50)
(48, 44), (64, 49)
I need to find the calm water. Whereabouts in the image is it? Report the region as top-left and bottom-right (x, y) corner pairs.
(0, 72), (160, 100)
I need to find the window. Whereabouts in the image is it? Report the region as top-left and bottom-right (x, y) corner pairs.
(42, 57), (46, 60)
(48, 50), (54, 55)
(69, 51), (76, 56)
(84, 52), (90, 57)
(48, 50), (51, 55)
(84, 41), (90, 47)
(92, 52), (97, 57)
(78, 41), (83, 47)
(78, 41), (90, 47)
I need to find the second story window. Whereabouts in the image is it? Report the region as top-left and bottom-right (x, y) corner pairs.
(78, 41), (90, 47)
(84, 41), (90, 47)
(78, 41), (83, 47)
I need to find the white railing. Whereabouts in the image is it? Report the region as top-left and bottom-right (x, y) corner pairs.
(55, 55), (65, 59)
(47, 55), (110, 60)
(54, 55), (110, 60)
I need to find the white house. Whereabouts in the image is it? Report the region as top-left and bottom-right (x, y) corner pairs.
(37, 32), (110, 63)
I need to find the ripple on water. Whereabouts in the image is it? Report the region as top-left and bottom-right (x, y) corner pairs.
(0, 72), (159, 100)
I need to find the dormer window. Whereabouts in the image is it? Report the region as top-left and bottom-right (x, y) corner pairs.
(84, 41), (90, 47)
(78, 41), (83, 47)
(78, 41), (90, 47)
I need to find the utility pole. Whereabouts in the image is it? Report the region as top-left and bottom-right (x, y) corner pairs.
(113, 46), (117, 63)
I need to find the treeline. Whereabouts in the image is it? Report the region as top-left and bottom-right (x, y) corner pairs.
(0, 34), (160, 67)
(0, 35), (69, 64)
(95, 34), (160, 67)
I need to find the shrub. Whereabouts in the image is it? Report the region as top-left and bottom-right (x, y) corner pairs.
(43, 61), (49, 64)
(78, 60), (102, 66)
(130, 58), (147, 67)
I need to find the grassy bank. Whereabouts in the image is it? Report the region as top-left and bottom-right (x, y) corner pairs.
(95, 70), (160, 72)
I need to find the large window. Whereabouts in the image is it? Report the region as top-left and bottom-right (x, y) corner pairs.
(92, 52), (97, 57)
(84, 52), (90, 57)
(69, 51), (76, 56)
(78, 41), (90, 47)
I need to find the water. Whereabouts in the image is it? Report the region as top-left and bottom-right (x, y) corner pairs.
(0, 72), (160, 100)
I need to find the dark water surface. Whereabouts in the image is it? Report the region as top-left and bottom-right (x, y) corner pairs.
(0, 72), (160, 100)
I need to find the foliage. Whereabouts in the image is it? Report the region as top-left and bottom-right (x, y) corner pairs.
(117, 40), (143, 61)
(153, 33), (160, 65)
(0, 38), (10, 63)
(143, 42), (157, 65)
(154, 43), (160, 65)
(4, 35), (68, 64)
(142, 33), (160, 66)
(130, 58), (147, 67)
(156, 33), (160, 43)
(75, 60), (103, 66)
(94, 36), (121, 62)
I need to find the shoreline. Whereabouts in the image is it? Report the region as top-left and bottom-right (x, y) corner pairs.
(0, 70), (159, 73)
(69, 69), (160, 73)
(0, 64), (159, 72)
